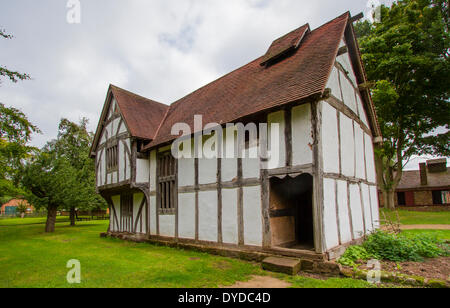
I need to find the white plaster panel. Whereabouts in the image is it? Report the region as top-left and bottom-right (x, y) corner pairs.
(341, 74), (358, 114)
(112, 172), (117, 184)
(268, 111), (286, 169)
(178, 193), (196, 239)
(243, 186), (262, 247)
(149, 150), (157, 192)
(292, 104), (313, 166)
(133, 193), (145, 233)
(243, 145), (260, 179)
(136, 158), (150, 184)
(356, 94), (370, 127)
(349, 184), (364, 239)
(124, 139), (131, 180)
(369, 185), (380, 229)
(222, 188), (239, 245)
(321, 102), (340, 174)
(178, 158), (195, 187)
(361, 184), (373, 234)
(323, 178), (340, 250)
(149, 196), (157, 235)
(118, 141), (124, 182)
(198, 191), (218, 242)
(111, 195), (121, 232)
(222, 158), (237, 182)
(159, 215), (175, 238)
(364, 133), (377, 183)
(337, 51), (357, 86)
(199, 158), (217, 185)
(326, 66), (342, 101)
(222, 126), (238, 182)
(336, 180), (352, 244)
(112, 118), (121, 137)
(340, 114), (355, 177)
(118, 119), (128, 134)
(354, 125), (366, 180)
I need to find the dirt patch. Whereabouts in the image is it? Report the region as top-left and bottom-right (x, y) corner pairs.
(357, 257), (450, 281)
(213, 260), (233, 270)
(399, 225), (450, 230)
(226, 275), (291, 288)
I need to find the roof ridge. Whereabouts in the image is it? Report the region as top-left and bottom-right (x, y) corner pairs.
(110, 84), (168, 108)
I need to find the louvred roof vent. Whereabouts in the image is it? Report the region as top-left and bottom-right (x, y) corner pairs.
(260, 24), (310, 66)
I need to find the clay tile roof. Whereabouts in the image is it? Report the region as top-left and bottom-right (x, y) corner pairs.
(260, 24), (310, 66)
(110, 85), (169, 140)
(145, 12), (350, 150)
(397, 168), (450, 190)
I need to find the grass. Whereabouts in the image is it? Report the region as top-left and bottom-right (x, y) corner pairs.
(0, 216), (69, 226)
(381, 209), (450, 225)
(401, 229), (450, 241)
(0, 218), (388, 288)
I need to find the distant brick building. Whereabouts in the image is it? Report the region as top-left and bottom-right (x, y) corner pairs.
(380, 159), (450, 207)
(0, 199), (34, 216)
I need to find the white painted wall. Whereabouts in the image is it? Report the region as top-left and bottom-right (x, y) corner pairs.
(292, 104), (313, 166)
(349, 184), (364, 239)
(369, 185), (380, 229)
(198, 158), (217, 185)
(159, 215), (175, 237)
(178, 192), (196, 239)
(242, 145), (260, 179)
(178, 157), (195, 187)
(149, 196), (157, 235)
(364, 133), (377, 183)
(198, 191), (218, 242)
(111, 195), (121, 232)
(341, 73), (358, 115)
(243, 186), (262, 246)
(321, 102), (340, 174)
(149, 150), (157, 192)
(267, 111), (286, 169)
(361, 184), (373, 234)
(222, 188), (239, 245)
(340, 114), (355, 177)
(354, 125), (366, 180)
(326, 66), (342, 101)
(336, 180), (352, 243)
(136, 158), (150, 184)
(323, 178), (340, 250)
(222, 126), (238, 182)
(133, 193), (145, 233)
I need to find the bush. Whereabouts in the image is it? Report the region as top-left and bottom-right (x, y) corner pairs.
(338, 230), (448, 266)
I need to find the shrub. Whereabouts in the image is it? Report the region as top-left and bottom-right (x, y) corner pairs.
(337, 245), (370, 267)
(338, 230), (448, 266)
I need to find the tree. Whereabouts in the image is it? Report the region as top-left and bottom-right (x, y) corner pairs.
(0, 29), (31, 84)
(355, 0), (450, 209)
(20, 119), (106, 232)
(0, 29), (39, 198)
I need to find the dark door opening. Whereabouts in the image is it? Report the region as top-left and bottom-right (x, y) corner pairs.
(269, 174), (314, 250)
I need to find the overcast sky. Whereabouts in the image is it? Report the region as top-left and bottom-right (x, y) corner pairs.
(3, 0), (439, 171)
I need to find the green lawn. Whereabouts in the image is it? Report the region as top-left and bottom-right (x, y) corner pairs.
(381, 209), (450, 225)
(401, 229), (450, 241)
(0, 218), (383, 288)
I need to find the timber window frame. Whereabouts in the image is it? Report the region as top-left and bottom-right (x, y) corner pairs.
(106, 143), (119, 173)
(120, 193), (133, 233)
(157, 151), (177, 215)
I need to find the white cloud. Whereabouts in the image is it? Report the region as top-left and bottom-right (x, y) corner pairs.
(0, 0), (392, 148)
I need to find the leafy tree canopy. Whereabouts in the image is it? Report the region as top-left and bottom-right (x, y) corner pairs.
(355, 0), (449, 209)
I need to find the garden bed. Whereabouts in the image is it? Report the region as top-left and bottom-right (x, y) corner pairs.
(356, 257), (449, 281)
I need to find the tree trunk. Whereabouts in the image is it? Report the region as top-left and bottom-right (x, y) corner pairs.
(45, 205), (58, 233)
(70, 207), (76, 226)
(382, 189), (396, 210)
